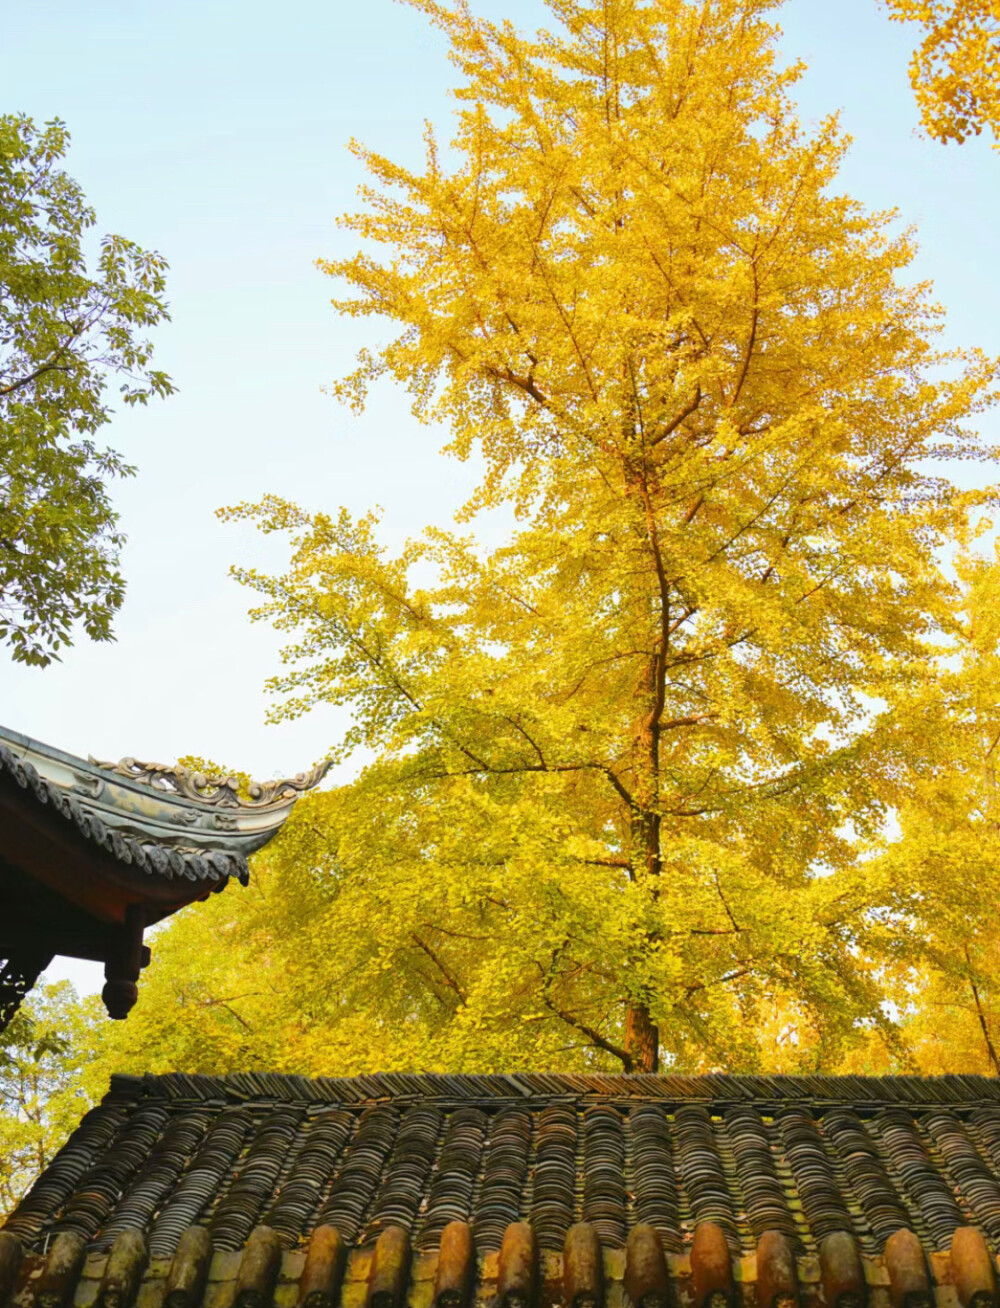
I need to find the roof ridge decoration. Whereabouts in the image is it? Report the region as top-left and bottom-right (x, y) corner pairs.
(0, 744), (249, 887)
(0, 724), (331, 858)
(91, 756), (333, 810)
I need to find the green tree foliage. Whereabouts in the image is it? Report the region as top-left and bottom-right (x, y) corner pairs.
(0, 114), (174, 666)
(0, 983), (99, 1217)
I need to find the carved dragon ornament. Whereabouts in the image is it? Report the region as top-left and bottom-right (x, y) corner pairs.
(90, 756), (332, 808)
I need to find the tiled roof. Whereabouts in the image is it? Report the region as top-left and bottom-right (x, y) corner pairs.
(0, 724), (330, 892)
(0, 745), (249, 886)
(4, 1073), (1000, 1308)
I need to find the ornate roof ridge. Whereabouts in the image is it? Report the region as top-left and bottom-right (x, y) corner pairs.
(0, 724), (332, 883)
(0, 724), (333, 1032)
(89, 755), (332, 810)
(0, 744), (249, 885)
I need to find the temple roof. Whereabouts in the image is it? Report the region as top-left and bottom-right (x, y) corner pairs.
(0, 726), (329, 889)
(0, 725), (329, 1029)
(3, 1072), (1000, 1308)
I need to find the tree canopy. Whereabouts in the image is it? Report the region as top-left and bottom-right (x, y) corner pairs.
(0, 114), (173, 666)
(213, 0), (1000, 1074)
(5, 0), (1000, 1217)
(4, 0), (996, 1127)
(861, 546), (1000, 1074)
(0, 983), (97, 1217)
(39, 541), (1000, 1123)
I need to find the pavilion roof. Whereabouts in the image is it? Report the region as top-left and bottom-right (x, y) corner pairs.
(0, 726), (329, 889)
(0, 725), (328, 1029)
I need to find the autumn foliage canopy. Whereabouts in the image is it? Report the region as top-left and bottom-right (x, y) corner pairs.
(193, 0), (996, 1076)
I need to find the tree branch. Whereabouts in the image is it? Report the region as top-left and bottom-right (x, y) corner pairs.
(649, 386), (703, 448)
(540, 994), (632, 1070)
(411, 934), (468, 1006)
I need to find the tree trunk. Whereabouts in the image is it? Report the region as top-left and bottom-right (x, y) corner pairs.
(625, 635), (664, 1075)
(625, 1001), (659, 1072)
(965, 947), (1000, 1075)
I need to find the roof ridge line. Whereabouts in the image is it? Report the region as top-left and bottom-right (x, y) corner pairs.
(103, 1070), (1000, 1108)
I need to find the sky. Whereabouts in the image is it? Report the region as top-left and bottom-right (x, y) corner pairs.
(3, 0), (999, 991)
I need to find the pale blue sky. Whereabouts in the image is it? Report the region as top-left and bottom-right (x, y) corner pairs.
(2, 0), (998, 991)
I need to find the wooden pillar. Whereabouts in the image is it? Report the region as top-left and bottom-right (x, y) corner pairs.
(102, 905), (145, 1020)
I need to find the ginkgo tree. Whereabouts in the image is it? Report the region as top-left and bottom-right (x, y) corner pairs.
(68, 544), (1000, 1083)
(886, 0), (1000, 148)
(864, 545), (1000, 1075)
(214, 0), (999, 1075)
